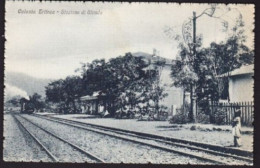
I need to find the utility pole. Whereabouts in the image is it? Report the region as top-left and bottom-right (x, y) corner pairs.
(190, 11), (196, 122)
(193, 12), (196, 58)
(186, 6), (229, 122)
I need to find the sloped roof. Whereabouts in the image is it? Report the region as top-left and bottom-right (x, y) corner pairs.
(132, 52), (174, 65)
(142, 64), (157, 71)
(80, 95), (97, 101)
(217, 64), (254, 77)
(80, 91), (106, 101)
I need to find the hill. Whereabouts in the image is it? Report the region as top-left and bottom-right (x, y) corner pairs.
(5, 71), (52, 99)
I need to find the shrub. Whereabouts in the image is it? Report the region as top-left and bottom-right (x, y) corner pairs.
(211, 108), (226, 125)
(196, 112), (210, 124)
(169, 108), (190, 124)
(169, 103), (190, 124)
(190, 125), (196, 130)
(169, 113), (190, 124)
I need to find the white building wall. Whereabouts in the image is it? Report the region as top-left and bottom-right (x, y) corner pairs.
(229, 74), (254, 102)
(159, 65), (183, 115)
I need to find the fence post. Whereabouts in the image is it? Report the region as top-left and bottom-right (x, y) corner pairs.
(248, 101), (250, 126)
(250, 101), (252, 125)
(224, 102), (227, 124)
(227, 103), (229, 125)
(245, 102), (250, 125)
(229, 103), (233, 124)
(249, 101), (251, 126)
(240, 102), (243, 125)
(207, 101), (253, 126)
(196, 99), (198, 117)
(210, 101), (213, 120)
(244, 102), (246, 125)
(242, 102), (245, 125)
(251, 101), (253, 125)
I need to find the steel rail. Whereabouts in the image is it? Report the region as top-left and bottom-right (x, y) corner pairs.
(17, 115), (105, 163)
(85, 123), (253, 163)
(29, 114), (234, 165)
(12, 114), (59, 162)
(35, 114), (253, 163)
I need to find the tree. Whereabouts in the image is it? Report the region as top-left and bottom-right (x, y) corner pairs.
(171, 44), (199, 121)
(6, 96), (22, 107)
(205, 14), (254, 102)
(29, 93), (45, 111)
(168, 6), (253, 122)
(79, 52), (166, 117)
(45, 76), (83, 113)
(80, 53), (146, 116)
(80, 59), (107, 96)
(62, 76), (83, 113)
(45, 79), (64, 103)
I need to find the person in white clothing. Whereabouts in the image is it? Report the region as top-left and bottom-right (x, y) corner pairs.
(232, 107), (242, 147)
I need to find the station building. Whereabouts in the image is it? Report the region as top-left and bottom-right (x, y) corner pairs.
(80, 51), (184, 116)
(80, 91), (107, 115)
(218, 64), (254, 103)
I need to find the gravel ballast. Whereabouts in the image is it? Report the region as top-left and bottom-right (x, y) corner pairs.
(16, 115), (96, 163)
(22, 114), (210, 164)
(3, 114), (52, 162)
(52, 114), (253, 151)
(29, 115), (251, 165)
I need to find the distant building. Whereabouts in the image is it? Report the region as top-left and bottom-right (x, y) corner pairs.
(156, 64), (183, 115)
(218, 64), (254, 103)
(132, 51), (184, 115)
(80, 51), (184, 116)
(80, 91), (107, 114)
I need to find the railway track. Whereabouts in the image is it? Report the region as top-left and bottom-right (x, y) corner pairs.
(13, 114), (104, 163)
(30, 114), (253, 165)
(11, 114), (57, 162)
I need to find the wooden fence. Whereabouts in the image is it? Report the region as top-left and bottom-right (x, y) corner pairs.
(210, 101), (254, 126)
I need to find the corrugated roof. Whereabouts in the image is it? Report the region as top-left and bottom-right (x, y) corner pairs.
(80, 91), (106, 101)
(80, 95), (97, 101)
(217, 64), (254, 77)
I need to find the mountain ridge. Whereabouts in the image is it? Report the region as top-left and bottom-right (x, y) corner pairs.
(5, 71), (52, 98)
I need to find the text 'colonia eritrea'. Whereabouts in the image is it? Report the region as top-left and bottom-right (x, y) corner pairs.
(18, 9), (102, 15)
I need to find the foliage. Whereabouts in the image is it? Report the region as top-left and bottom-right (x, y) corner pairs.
(6, 96), (21, 107)
(169, 111), (190, 124)
(45, 79), (64, 103)
(169, 8), (254, 122)
(211, 108), (227, 125)
(170, 39), (201, 122)
(171, 59), (198, 91)
(45, 76), (83, 113)
(45, 53), (168, 117)
(29, 93), (46, 111)
(80, 53), (146, 116)
(79, 53), (168, 117)
(196, 112), (210, 124)
(169, 102), (190, 124)
(6, 93), (46, 112)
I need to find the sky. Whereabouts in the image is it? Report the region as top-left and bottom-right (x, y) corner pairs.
(5, 1), (255, 79)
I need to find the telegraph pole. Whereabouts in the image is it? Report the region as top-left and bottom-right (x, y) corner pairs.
(188, 7), (228, 122)
(193, 12), (196, 57)
(190, 11), (196, 122)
